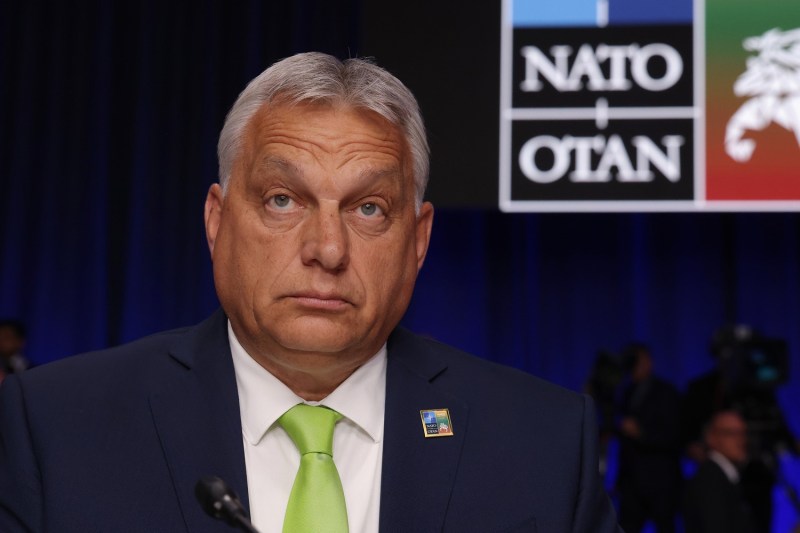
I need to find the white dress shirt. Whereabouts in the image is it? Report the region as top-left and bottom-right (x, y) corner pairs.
(228, 322), (385, 533)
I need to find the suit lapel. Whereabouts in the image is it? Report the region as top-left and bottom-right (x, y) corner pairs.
(379, 329), (469, 531)
(148, 310), (249, 532)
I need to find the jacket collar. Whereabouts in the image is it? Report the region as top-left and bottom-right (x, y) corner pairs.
(149, 309), (250, 532)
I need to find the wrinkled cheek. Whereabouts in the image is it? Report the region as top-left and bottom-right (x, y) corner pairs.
(216, 234), (273, 328)
(373, 258), (417, 320)
(249, 266), (278, 328)
(212, 241), (242, 315)
(389, 249), (419, 292)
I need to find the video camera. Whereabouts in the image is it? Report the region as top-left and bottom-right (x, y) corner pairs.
(712, 325), (789, 392)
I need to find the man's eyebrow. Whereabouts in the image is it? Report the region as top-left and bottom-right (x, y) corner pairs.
(259, 156), (301, 177)
(355, 165), (404, 183)
(260, 156), (404, 186)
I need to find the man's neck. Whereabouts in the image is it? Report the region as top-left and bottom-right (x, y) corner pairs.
(227, 321), (377, 401)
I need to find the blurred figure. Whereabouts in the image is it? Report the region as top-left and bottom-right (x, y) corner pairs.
(684, 410), (756, 533)
(616, 343), (682, 533)
(584, 350), (624, 478)
(682, 326), (800, 532)
(0, 320), (30, 384)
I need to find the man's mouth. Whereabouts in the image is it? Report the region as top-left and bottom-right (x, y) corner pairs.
(286, 291), (352, 311)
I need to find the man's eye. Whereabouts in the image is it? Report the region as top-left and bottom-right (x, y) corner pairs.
(269, 194), (293, 208)
(359, 203), (382, 216)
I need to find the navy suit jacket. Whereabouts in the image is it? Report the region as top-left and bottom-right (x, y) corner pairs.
(0, 310), (620, 532)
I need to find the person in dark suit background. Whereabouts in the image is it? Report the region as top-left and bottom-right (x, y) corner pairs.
(684, 410), (756, 533)
(616, 343), (682, 533)
(0, 52), (621, 532)
(0, 320), (32, 385)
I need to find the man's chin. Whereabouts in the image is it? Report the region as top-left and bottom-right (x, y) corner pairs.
(249, 312), (383, 358)
(281, 338), (353, 356)
(268, 322), (362, 356)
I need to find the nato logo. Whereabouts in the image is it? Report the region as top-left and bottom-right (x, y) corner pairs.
(500, 0), (698, 211)
(420, 409), (454, 438)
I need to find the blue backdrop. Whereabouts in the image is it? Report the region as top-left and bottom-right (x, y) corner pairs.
(1, 1), (799, 529)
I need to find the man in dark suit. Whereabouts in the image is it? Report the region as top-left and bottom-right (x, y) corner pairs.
(0, 52), (621, 532)
(616, 344), (682, 533)
(684, 410), (756, 533)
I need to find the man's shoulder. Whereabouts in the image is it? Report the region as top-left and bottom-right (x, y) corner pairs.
(26, 326), (187, 378)
(9, 311), (227, 400)
(388, 327), (585, 410)
(690, 457), (730, 487)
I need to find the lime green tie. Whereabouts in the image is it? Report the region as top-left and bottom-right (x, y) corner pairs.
(278, 404), (349, 533)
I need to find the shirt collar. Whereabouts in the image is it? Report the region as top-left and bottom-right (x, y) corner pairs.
(228, 321), (386, 446)
(708, 450), (740, 483)
(318, 343), (386, 444)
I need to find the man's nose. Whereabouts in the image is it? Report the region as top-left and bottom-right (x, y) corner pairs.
(300, 205), (350, 271)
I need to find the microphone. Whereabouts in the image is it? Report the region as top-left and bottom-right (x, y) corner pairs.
(195, 476), (261, 533)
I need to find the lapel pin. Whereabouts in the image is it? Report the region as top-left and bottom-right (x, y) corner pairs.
(420, 409), (454, 438)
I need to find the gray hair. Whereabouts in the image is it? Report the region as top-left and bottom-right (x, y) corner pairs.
(217, 52), (429, 208)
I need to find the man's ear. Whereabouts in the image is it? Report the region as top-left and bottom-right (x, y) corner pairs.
(414, 201), (434, 271)
(204, 184), (224, 255)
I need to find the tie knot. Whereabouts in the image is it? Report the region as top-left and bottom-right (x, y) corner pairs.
(278, 404), (342, 456)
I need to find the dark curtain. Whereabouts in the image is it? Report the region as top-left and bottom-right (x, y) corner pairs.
(1, 0), (361, 352)
(2, 1), (799, 440)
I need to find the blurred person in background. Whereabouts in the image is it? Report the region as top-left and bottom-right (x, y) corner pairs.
(0, 320), (31, 384)
(684, 410), (756, 533)
(683, 326), (800, 532)
(616, 343), (682, 533)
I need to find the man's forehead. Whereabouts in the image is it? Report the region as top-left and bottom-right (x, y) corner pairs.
(260, 155), (402, 178)
(714, 413), (745, 429)
(239, 101), (410, 176)
(250, 99), (399, 138)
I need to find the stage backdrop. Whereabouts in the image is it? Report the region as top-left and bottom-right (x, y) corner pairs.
(1, 5), (799, 523)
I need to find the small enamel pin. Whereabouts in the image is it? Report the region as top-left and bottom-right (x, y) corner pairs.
(420, 409), (454, 438)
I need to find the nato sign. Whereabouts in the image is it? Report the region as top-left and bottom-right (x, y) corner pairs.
(500, 0), (800, 212)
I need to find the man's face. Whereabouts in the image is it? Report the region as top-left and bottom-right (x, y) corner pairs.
(205, 101), (433, 382)
(707, 412), (748, 464)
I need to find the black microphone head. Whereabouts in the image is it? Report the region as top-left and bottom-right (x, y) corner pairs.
(195, 476), (245, 526)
